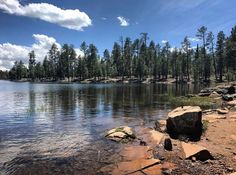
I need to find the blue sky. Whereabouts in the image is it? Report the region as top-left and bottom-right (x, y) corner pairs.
(0, 0), (236, 70)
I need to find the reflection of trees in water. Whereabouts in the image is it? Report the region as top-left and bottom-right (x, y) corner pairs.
(29, 84), (204, 120)
(28, 84), (36, 114)
(78, 87), (100, 117)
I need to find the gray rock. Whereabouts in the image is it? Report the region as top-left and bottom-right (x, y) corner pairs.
(181, 142), (214, 161)
(167, 106), (202, 139)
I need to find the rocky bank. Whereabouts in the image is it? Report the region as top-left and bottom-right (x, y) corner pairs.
(100, 83), (236, 175)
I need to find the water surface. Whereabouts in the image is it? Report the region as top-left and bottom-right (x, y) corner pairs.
(0, 80), (204, 174)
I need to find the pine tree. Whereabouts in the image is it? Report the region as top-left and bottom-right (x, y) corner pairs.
(196, 26), (209, 81)
(216, 31), (226, 82)
(28, 50), (36, 81)
(181, 37), (191, 81)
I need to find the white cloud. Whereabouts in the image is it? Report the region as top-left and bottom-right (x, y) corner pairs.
(0, 0), (92, 31)
(161, 40), (168, 44)
(117, 16), (129, 27)
(188, 37), (200, 42)
(0, 34), (83, 70)
(75, 49), (84, 58)
(101, 17), (107, 20)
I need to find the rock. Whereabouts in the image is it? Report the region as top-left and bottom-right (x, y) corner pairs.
(216, 108), (229, 114)
(181, 142), (213, 161)
(166, 106), (202, 138)
(154, 120), (166, 133)
(119, 146), (153, 161)
(164, 138), (172, 151)
(209, 91), (221, 98)
(228, 172), (236, 175)
(140, 140), (147, 146)
(228, 100), (236, 107)
(135, 127), (164, 147)
(191, 156), (197, 162)
(202, 109), (215, 114)
(203, 113), (226, 123)
(222, 94), (234, 101)
(105, 126), (135, 142)
(199, 88), (216, 96)
(149, 130), (164, 145)
(111, 158), (160, 175)
(216, 88), (228, 94)
(228, 86), (235, 94)
(198, 92), (211, 97)
(142, 162), (176, 175)
(200, 88), (214, 94)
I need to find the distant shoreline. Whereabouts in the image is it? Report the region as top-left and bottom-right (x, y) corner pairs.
(5, 77), (233, 86)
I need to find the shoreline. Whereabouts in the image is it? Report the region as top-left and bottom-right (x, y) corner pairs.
(99, 83), (236, 175)
(4, 78), (235, 86)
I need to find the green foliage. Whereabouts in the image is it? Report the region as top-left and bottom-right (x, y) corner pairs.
(168, 96), (221, 109)
(7, 25), (236, 82)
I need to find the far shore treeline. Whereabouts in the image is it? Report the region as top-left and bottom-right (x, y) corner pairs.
(1, 25), (236, 83)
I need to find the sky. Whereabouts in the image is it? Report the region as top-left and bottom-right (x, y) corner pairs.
(0, 0), (236, 70)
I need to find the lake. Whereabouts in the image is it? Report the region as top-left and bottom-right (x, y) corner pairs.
(0, 80), (205, 174)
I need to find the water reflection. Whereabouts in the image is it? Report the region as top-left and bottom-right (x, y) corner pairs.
(0, 81), (205, 174)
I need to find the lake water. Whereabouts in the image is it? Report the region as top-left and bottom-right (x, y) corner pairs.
(0, 80), (205, 174)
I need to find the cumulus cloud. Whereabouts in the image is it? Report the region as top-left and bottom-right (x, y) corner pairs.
(0, 0), (92, 31)
(188, 37), (200, 42)
(0, 34), (82, 70)
(161, 40), (168, 44)
(117, 16), (129, 27)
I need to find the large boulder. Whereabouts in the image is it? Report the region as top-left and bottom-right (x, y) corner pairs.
(105, 126), (135, 142)
(166, 106), (202, 139)
(181, 142), (213, 161)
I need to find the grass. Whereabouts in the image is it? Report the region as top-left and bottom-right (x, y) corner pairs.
(169, 96), (221, 109)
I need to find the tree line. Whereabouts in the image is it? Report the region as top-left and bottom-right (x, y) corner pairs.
(5, 25), (236, 83)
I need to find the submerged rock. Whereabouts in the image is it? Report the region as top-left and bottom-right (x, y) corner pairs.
(111, 158), (161, 175)
(181, 142), (213, 161)
(166, 106), (202, 139)
(105, 126), (135, 142)
(119, 146), (153, 161)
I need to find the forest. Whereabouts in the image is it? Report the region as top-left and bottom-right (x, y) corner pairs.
(3, 25), (236, 83)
